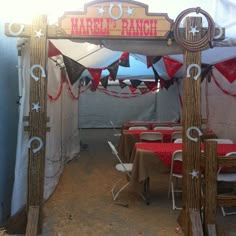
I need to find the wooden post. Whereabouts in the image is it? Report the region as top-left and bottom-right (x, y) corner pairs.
(27, 15), (48, 233)
(204, 140), (217, 235)
(178, 16), (202, 236)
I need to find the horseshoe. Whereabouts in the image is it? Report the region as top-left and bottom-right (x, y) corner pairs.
(214, 24), (223, 40)
(28, 136), (43, 154)
(8, 23), (25, 36)
(186, 126), (203, 142)
(186, 64), (201, 81)
(109, 3), (123, 20)
(30, 64), (46, 81)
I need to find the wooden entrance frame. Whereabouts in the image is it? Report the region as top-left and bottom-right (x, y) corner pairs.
(4, 1), (223, 235)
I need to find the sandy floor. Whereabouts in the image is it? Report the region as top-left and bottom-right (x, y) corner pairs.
(42, 129), (236, 236)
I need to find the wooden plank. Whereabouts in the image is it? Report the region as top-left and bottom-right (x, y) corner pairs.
(26, 206), (39, 236)
(5, 22), (225, 41)
(207, 224), (217, 236)
(204, 141), (217, 234)
(189, 209), (204, 236)
(27, 15), (48, 234)
(179, 16), (202, 236)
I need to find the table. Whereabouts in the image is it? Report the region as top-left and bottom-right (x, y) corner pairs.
(117, 129), (181, 162)
(130, 143), (236, 188)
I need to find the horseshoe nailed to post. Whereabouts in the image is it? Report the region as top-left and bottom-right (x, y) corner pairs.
(186, 126), (203, 142)
(8, 23), (25, 36)
(186, 64), (201, 80)
(30, 64), (46, 81)
(27, 136), (43, 154)
(109, 3), (123, 20)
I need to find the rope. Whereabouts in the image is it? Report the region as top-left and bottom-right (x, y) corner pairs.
(173, 7), (215, 52)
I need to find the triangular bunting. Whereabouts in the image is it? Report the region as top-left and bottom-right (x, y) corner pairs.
(100, 75), (109, 89)
(146, 56), (162, 68)
(144, 81), (157, 91)
(214, 58), (236, 83)
(119, 52), (130, 67)
(201, 64), (213, 82)
(87, 68), (103, 90)
(63, 54), (86, 85)
(163, 56), (183, 78)
(152, 66), (161, 83)
(48, 40), (62, 57)
(130, 80), (142, 88)
(139, 87), (148, 94)
(119, 80), (127, 89)
(128, 85), (137, 93)
(107, 60), (119, 80)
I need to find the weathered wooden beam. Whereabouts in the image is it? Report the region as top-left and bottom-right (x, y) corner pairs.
(204, 140), (217, 234)
(178, 16), (202, 236)
(189, 209), (204, 236)
(27, 15), (48, 234)
(5, 22), (225, 41)
(26, 206), (39, 236)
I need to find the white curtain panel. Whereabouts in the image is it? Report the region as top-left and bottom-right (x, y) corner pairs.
(11, 42), (80, 215)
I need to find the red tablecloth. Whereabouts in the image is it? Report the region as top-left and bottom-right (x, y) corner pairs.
(134, 143), (236, 173)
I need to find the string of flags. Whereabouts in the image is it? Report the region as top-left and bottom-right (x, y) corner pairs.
(48, 40), (236, 98)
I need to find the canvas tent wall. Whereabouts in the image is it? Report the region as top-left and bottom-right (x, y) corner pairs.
(10, 41), (80, 216)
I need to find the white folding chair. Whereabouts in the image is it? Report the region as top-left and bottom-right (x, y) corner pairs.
(110, 121), (121, 137)
(153, 126), (172, 130)
(107, 141), (145, 202)
(128, 126), (148, 130)
(206, 139), (234, 144)
(168, 150), (183, 210)
(140, 132), (163, 142)
(172, 126), (183, 130)
(217, 152), (236, 216)
(174, 138), (183, 143)
(171, 131), (182, 143)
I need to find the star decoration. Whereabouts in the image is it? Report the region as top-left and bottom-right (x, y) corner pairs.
(32, 102), (41, 112)
(189, 170), (199, 179)
(97, 6), (105, 16)
(126, 6), (134, 16)
(189, 26), (199, 36)
(35, 29), (44, 39)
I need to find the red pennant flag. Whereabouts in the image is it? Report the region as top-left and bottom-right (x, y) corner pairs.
(144, 81), (157, 91)
(214, 57), (236, 83)
(146, 56), (152, 68)
(128, 85), (137, 93)
(119, 52), (130, 67)
(163, 56), (182, 78)
(87, 68), (102, 89)
(48, 41), (61, 57)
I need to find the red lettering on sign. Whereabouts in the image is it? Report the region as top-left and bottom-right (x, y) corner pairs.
(121, 19), (157, 37)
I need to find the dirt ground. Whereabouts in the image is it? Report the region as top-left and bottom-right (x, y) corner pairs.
(42, 129), (236, 236)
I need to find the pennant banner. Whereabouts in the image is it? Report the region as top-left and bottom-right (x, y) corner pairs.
(146, 56), (162, 68)
(63, 54), (86, 85)
(163, 56), (183, 78)
(214, 57), (236, 83)
(107, 60), (120, 80)
(48, 40), (62, 57)
(130, 79), (142, 88)
(144, 81), (157, 91)
(119, 52), (130, 67)
(87, 68), (103, 90)
(100, 75), (109, 89)
(119, 80), (127, 89)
